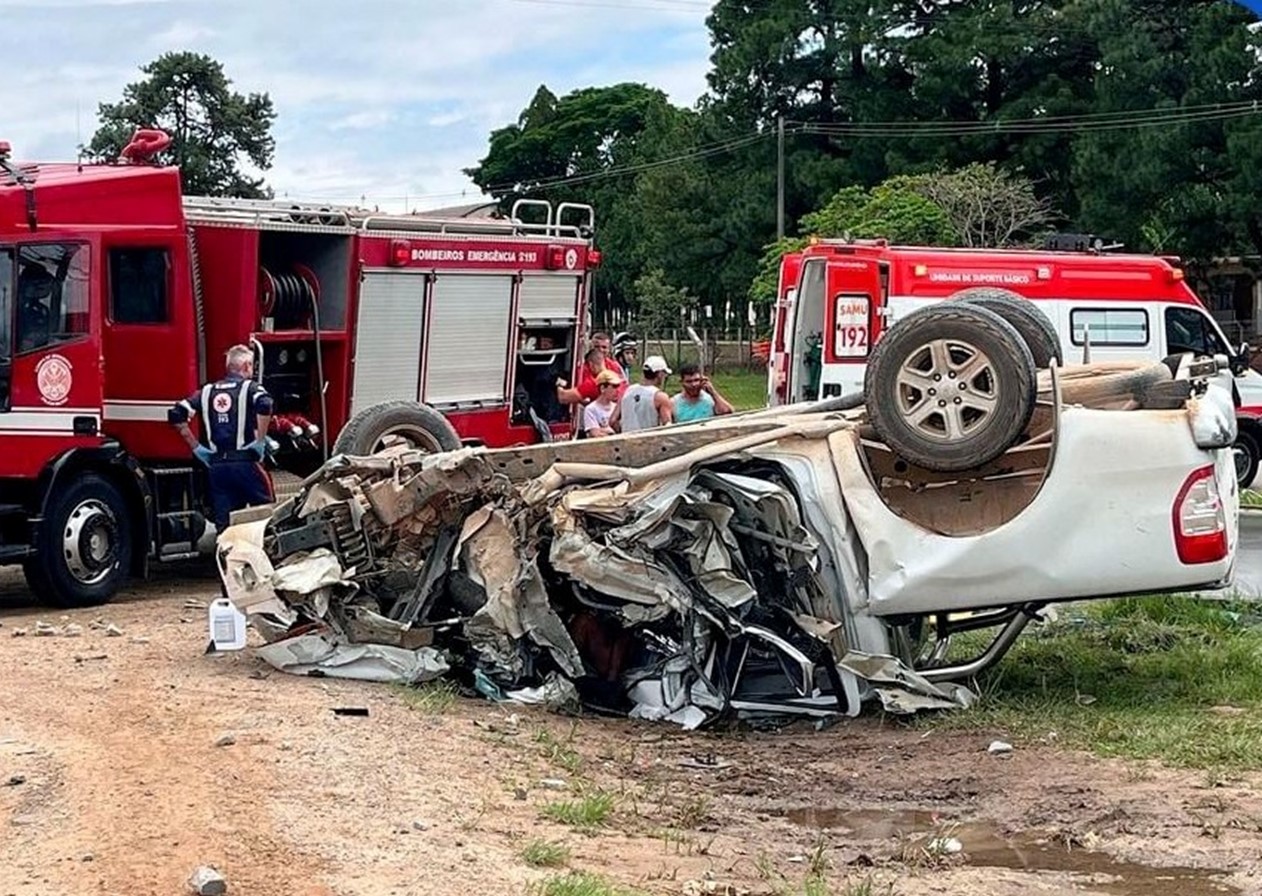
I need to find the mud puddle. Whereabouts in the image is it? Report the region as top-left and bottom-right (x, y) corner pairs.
(788, 807), (1238, 896)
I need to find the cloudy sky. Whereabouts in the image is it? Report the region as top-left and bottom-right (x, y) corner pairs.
(2, 0), (713, 211)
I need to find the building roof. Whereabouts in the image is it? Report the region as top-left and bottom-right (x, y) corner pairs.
(410, 201), (502, 219)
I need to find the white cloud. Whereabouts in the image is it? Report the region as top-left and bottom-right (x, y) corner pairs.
(149, 20), (216, 47)
(1, 0), (712, 211)
(328, 110), (395, 132)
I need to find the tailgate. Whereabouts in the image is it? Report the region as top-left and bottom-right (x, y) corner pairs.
(832, 398), (1239, 617)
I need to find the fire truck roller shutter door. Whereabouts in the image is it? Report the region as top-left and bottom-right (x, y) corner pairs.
(864, 303), (1037, 472)
(948, 287), (1064, 369)
(333, 399), (461, 457)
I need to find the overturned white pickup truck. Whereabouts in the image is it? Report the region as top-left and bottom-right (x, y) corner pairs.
(217, 304), (1239, 726)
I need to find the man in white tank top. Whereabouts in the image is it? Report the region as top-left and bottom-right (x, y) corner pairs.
(612, 355), (675, 433)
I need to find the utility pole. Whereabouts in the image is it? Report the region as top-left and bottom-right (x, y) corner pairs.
(776, 115), (785, 239)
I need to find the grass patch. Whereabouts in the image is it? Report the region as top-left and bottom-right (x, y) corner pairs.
(541, 790), (616, 829)
(709, 368), (767, 411)
(536, 724), (584, 774)
(925, 596), (1262, 771)
(1241, 488), (1262, 508)
(521, 838), (571, 868)
(532, 872), (644, 896)
(394, 679), (459, 714)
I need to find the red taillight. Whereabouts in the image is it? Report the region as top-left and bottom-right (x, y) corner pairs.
(587, 249), (602, 269)
(388, 239), (411, 266)
(545, 245), (565, 270)
(1172, 465), (1228, 564)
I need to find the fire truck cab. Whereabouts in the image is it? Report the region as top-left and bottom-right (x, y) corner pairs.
(767, 238), (1262, 485)
(0, 132), (599, 607)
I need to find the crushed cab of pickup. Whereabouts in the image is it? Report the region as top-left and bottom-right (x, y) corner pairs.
(215, 357), (1238, 728)
(216, 419), (974, 728)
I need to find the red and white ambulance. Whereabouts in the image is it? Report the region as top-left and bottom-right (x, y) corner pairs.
(766, 238), (1262, 485)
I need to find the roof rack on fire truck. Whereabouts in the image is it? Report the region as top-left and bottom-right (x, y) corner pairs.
(180, 195), (595, 241)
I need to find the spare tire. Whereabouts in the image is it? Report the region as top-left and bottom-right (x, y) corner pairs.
(333, 400), (462, 456)
(950, 287), (1063, 369)
(865, 303), (1037, 471)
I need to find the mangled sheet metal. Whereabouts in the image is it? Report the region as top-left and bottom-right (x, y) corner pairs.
(217, 424), (975, 728)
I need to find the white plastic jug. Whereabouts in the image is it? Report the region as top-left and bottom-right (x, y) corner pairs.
(208, 598), (247, 651)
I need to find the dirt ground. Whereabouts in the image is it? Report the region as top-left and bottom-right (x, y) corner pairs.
(3, 568), (1262, 896)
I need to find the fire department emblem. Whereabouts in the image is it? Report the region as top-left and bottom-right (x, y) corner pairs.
(565, 248), (578, 270)
(212, 393), (233, 414)
(35, 354), (72, 406)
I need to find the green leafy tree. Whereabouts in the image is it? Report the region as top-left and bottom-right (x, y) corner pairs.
(914, 163), (1057, 247)
(465, 83), (690, 318)
(748, 176), (957, 306)
(633, 267), (697, 335)
(1069, 0), (1261, 257)
(87, 52), (276, 198)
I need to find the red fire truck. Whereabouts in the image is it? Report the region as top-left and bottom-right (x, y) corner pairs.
(767, 237), (1262, 484)
(0, 130), (600, 607)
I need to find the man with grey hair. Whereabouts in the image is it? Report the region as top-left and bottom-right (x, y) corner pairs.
(168, 344), (274, 529)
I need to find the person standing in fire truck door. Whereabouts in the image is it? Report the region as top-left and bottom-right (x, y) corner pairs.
(167, 345), (274, 530)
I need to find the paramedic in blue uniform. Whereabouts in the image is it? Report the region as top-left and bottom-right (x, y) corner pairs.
(168, 344), (275, 530)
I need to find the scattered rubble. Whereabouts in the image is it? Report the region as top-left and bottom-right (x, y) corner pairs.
(988, 740), (1015, 755)
(105, 624), (124, 637)
(188, 865), (227, 896)
(213, 733), (237, 748)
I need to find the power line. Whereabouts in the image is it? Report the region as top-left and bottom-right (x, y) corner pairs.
(278, 99), (1262, 208)
(792, 100), (1262, 130)
(795, 104), (1262, 137)
(485, 131), (773, 193)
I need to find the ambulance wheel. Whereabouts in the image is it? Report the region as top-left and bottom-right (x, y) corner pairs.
(334, 400), (461, 456)
(950, 288), (1063, 369)
(1234, 428), (1260, 490)
(865, 303), (1037, 472)
(24, 474), (131, 608)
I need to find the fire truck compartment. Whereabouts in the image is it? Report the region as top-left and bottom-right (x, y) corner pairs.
(257, 229), (352, 330)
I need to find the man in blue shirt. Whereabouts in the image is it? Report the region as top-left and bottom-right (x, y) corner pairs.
(168, 344), (275, 529)
(672, 363), (734, 424)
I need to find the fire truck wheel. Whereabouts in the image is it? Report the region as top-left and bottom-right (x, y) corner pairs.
(333, 400), (462, 456)
(950, 288), (1063, 369)
(865, 303), (1037, 472)
(24, 473), (131, 608)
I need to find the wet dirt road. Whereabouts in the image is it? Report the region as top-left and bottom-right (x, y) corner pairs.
(3, 567), (1262, 896)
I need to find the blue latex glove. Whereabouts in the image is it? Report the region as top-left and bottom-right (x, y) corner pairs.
(193, 445), (214, 466)
(246, 438), (268, 460)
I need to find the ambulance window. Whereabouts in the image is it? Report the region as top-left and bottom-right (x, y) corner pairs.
(1069, 308), (1148, 346)
(15, 244), (89, 355)
(1165, 306), (1227, 357)
(110, 248), (169, 324)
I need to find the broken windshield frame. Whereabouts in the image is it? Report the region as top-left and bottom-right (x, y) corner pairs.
(0, 246), (12, 410)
